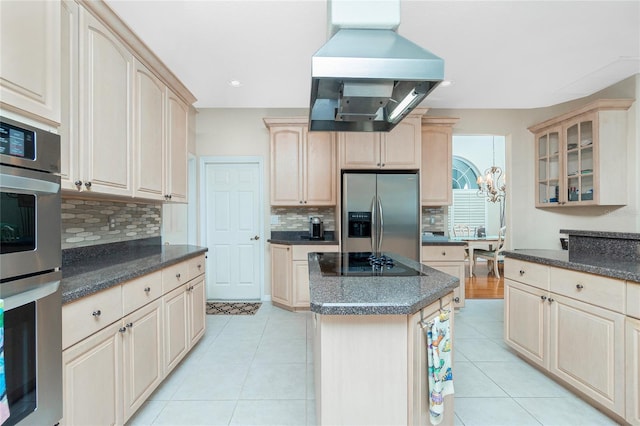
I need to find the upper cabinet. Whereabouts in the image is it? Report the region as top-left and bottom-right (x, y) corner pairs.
(421, 117), (459, 206)
(264, 118), (337, 206)
(339, 114), (422, 170)
(0, 1), (61, 125)
(529, 99), (633, 208)
(59, 1), (196, 202)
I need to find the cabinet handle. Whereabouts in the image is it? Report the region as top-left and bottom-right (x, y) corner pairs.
(519, 270), (525, 276)
(176, 273), (181, 279)
(92, 310), (101, 317)
(126, 322), (133, 328)
(548, 298), (554, 304)
(84, 181), (92, 189)
(74, 180), (83, 188)
(453, 297), (460, 303)
(540, 295), (547, 301)
(576, 283), (584, 290)
(441, 251), (447, 256)
(144, 287), (151, 293)
(119, 327), (127, 333)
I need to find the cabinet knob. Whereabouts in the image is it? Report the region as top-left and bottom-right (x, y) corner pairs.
(453, 297), (460, 303)
(168, 194), (172, 199)
(74, 180), (83, 188)
(176, 273), (181, 279)
(197, 264), (202, 269)
(381, 163), (385, 167)
(119, 327), (127, 333)
(299, 200), (303, 204)
(376, 163), (381, 167)
(519, 270), (525, 276)
(548, 298), (554, 304)
(441, 251), (447, 256)
(126, 322), (133, 328)
(540, 295), (547, 301)
(304, 200), (307, 204)
(576, 283), (584, 290)
(92, 310), (101, 317)
(84, 181), (92, 189)
(144, 287), (151, 293)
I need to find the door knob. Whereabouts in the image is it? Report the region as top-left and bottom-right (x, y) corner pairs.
(250, 235), (260, 240)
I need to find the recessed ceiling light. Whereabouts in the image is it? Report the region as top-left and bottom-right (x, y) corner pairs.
(440, 80), (453, 87)
(228, 79), (242, 88)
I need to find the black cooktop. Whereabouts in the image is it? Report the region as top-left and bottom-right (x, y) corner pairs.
(317, 252), (425, 277)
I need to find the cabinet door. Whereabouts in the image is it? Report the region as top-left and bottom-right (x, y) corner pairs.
(270, 127), (303, 205)
(166, 89), (188, 202)
(421, 124), (453, 205)
(340, 132), (381, 169)
(627, 317), (640, 425)
(62, 322), (123, 426)
(163, 285), (188, 374)
(292, 260), (310, 308)
(563, 114), (596, 206)
(504, 279), (548, 368)
(549, 294), (625, 416)
(188, 277), (206, 347)
(0, 0), (61, 124)
(80, 9), (133, 196)
(270, 244), (292, 306)
(535, 127), (562, 206)
(122, 299), (163, 422)
(424, 262), (465, 308)
(134, 60), (165, 200)
(304, 131), (336, 205)
(60, 0), (80, 191)
(382, 117), (420, 169)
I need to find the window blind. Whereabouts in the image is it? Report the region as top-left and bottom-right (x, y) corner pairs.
(448, 189), (486, 233)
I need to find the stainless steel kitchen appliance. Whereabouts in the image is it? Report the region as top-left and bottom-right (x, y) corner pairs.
(309, 216), (324, 240)
(0, 116), (62, 426)
(342, 171), (420, 261)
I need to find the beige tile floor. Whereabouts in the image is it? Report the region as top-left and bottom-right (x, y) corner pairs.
(126, 299), (619, 426)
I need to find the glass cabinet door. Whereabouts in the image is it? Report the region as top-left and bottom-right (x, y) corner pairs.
(564, 116), (594, 204)
(536, 129), (561, 205)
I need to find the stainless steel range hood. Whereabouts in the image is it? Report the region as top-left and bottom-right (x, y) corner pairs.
(309, 28), (444, 132)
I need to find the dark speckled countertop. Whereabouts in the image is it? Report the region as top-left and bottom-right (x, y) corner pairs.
(61, 238), (208, 304)
(308, 252), (459, 315)
(421, 235), (466, 246)
(268, 231), (338, 245)
(505, 249), (640, 282)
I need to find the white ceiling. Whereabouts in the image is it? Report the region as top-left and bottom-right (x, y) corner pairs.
(105, 0), (640, 110)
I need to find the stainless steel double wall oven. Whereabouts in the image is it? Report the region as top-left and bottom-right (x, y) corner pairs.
(0, 116), (62, 425)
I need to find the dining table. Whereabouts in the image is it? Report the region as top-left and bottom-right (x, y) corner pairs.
(451, 235), (501, 276)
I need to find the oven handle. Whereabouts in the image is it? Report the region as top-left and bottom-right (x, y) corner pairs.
(3, 280), (60, 311)
(0, 172), (60, 195)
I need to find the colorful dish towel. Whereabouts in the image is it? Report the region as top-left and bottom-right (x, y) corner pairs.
(425, 310), (454, 425)
(0, 299), (9, 424)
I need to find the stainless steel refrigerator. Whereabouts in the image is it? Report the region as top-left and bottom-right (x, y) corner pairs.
(342, 171), (420, 261)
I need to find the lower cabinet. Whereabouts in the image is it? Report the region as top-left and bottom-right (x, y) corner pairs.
(627, 316), (640, 425)
(61, 255), (206, 425)
(270, 244), (339, 310)
(504, 258), (627, 419)
(421, 245), (466, 308)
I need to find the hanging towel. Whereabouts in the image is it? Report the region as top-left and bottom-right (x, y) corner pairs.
(425, 310), (454, 425)
(0, 300), (9, 424)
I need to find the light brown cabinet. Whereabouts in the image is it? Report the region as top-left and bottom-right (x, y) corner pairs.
(529, 99), (633, 207)
(339, 115), (422, 170)
(421, 245), (466, 308)
(0, 0), (61, 125)
(165, 89), (189, 202)
(421, 117), (458, 206)
(504, 258), (626, 418)
(264, 118), (337, 206)
(270, 244), (339, 310)
(627, 315), (640, 425)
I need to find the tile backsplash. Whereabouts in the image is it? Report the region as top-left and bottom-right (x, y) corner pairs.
(270, 207), (336, 231)
(422, 206), (446, 233)
(62, 197), (161, 249)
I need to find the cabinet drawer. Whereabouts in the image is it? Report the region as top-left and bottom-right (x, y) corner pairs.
(122, 271), (162, 316)
(162, 260), (190, 293)
(62, 285), (123, 350)
(628, 282), (640, 320)
(421, 246), (466, 262)
(292, 245), (339, 261)
(188, 255), (206, 278)
(550, 267), (626, 313)
(504, 259), (550, 290)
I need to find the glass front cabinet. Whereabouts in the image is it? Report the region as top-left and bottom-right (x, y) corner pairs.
(530, 99), (633, 208)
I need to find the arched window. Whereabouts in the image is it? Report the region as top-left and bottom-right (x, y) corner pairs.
(452, 156), (480, 189)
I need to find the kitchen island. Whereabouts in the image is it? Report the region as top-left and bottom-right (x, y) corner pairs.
(308, 252), (459, 426)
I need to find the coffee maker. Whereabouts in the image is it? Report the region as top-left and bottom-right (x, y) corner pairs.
(309, 217), (324, 240)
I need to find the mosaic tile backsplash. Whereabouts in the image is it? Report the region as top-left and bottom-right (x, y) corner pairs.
(270, 207), (336, 231)
(422, 206), (446, 233)
(61, 198), (161, 249)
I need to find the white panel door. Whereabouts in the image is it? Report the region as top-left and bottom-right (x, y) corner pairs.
(204, 162), (261, 300)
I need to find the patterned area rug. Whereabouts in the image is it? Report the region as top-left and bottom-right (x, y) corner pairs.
(206, 301), (261, 315)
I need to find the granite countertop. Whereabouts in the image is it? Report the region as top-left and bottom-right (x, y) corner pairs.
(504, 249), (640, 282)
(308, 252), (459, 315)
(268, 231), (339, 245)
(61, 239), (208, 304)
(421, 235), (466, 246)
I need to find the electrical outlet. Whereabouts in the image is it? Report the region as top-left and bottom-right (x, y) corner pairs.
(108, 216), (116, 229)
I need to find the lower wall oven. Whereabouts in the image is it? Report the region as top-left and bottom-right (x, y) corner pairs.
(2, 271), (62, 426)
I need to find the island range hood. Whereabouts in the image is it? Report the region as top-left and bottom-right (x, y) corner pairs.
(309, 4), (444, 132)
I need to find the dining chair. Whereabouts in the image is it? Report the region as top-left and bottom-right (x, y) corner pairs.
(452, 224), (472, 237)
(472, 226), (506, 278)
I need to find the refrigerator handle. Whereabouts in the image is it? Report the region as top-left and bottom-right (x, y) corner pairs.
(378, 196), (384, 253)
(370, 196), (377, 254)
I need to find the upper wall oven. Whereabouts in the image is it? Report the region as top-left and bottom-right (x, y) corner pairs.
(0, 116), (61, 280)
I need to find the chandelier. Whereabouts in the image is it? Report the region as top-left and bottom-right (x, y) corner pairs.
(476, 136), (506, 203)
